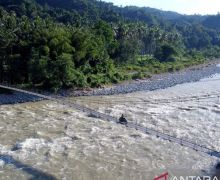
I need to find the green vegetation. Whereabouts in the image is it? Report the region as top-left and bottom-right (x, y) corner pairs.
(1, 0), (220, 91)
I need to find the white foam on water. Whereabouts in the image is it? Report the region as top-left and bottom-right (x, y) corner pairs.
(1, 72), (220, 179)
(0, 160), (5, 168)
(200, 73), (220, 81)
(74, 73), (220, 177)
(16, 138), (48, 150)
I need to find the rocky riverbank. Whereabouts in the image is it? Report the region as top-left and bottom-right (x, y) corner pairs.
(0, 92), (43, 105)
(0, 60), (220, 105)
(68, 60), (220, 96)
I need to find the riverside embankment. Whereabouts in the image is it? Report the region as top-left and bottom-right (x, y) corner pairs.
(1, 60), (220, 105)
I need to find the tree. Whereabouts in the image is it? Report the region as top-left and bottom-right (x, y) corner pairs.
(155, 43), (178, 62)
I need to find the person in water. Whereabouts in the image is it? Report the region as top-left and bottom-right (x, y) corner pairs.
(119, 114), (128, 125)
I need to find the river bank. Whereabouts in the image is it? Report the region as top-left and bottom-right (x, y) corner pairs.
(0, 61), (220, 179)
(69, 60), (220, 96)
(0, 73), (220, 179)
(1, 60), (220, 105)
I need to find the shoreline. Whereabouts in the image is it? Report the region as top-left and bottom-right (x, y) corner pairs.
(0, 60), (220, 178)
(66, 59), (220, 96)
(1, 60), (220, 105)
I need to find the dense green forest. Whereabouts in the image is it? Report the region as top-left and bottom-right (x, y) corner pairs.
(1, 0), (220, 91)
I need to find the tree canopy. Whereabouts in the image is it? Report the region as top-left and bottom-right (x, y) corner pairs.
(1, 0), (220, 91)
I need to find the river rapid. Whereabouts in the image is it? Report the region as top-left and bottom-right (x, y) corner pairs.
(0, 73), (220, 179)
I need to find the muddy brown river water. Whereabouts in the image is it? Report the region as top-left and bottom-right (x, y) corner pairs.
(0, 74), (220, 180)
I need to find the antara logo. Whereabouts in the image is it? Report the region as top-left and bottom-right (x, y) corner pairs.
(153, 172), (219, 180)
(154, 172), (169, 180)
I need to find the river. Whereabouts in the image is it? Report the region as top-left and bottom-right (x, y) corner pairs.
(0, 72), (220, 179)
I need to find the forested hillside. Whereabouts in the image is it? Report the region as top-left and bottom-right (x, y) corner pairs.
(1, 0), (220, 91)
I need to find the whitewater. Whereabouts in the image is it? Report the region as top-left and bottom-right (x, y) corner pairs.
(0, 73), (220, 179)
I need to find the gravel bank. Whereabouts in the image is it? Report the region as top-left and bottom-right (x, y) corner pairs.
(0, 92), (43, 105)
(70, 61), (220, 96)
(0, 61), (220, 105)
